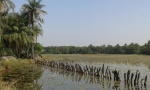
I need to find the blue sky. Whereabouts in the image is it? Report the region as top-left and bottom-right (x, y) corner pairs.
(11, 0), (150, 46)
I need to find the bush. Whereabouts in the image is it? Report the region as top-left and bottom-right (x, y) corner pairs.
(34, 43), (44, 55)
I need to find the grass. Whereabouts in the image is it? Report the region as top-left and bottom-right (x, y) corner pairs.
(42, 54), (150, 66)
(0, 80), (17, 90)
(0, 59), (37, 90)
(0, 59), (34, 68)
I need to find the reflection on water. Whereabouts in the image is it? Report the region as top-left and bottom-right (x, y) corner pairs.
(38, 62), (150, 90)
(2, 65), (43, 90)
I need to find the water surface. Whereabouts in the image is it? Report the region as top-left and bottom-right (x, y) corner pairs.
(37, 62), (150, 90)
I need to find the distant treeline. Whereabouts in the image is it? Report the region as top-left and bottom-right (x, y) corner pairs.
(44, 41), (150, 55)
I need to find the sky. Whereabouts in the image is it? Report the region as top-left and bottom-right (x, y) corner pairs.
(11, 0), (150, 46)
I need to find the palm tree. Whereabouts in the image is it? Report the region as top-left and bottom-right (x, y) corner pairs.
(34, 25), (43, 43)
(0, 0), (15, 43)
(22, 0), (47, 59)
(2, 13), (34, 57)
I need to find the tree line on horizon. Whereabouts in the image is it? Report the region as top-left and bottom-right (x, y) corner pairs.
(0, 0), (46, 58)
(44, 41), (150, 55)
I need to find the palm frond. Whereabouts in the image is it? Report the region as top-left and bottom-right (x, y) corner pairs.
(1, 0), (15, 12)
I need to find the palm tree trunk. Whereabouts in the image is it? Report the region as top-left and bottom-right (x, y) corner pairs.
(31, 15), (35, 59)
(26, 47), (29, 58)
(31, 42), (34, 59)
(0, 7), (2, 43)
(36, 35), (37, 43)
(0, 23), (1, 43)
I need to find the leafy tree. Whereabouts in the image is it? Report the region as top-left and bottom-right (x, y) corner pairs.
(34, 43), (44, 55)
(140, 41), (150, 55)
(43, 41), (147, 55)
(106, 45), (114, 54)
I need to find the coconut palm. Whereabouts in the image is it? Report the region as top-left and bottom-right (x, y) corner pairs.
(21, 0), (47, 59)
(34, 25), (43, 43)
(0, 0), (15, 43)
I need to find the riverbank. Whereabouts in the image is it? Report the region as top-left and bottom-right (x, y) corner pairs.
(0, 58), (41, 90)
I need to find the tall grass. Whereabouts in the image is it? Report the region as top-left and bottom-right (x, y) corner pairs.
(0, 80), (17, 90)
(0, 59), (36, 90)
(42, 54), (150, 65)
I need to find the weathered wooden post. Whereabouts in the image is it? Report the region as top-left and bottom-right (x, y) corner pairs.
(94, 67), (96, 74)
(127, 69), (130, 84)
(105, 66), (109, 79)
(131, 73), (134, 87)
(137, 73), (140, 85)
(101, 64), (104, 79)
(112, 69), (117, 81)
(116, 71), (120, 81)
(124, 73), (126, 85)
(96, 67), (101, 77)
(134, 70), (138, 86)
(99, 67), (101, 77)
(109, 70), (112, 81)
(112, 69), (120, 81)
(144, 75), (147, 86)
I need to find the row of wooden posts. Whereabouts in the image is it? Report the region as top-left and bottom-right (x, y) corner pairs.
(35, 60), (147, 87)
(46, 65), (147, 90)
(124, 69), (147, 87)
(48, 65), (114, 89)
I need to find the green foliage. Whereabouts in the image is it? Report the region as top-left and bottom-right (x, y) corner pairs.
(1, 59), (43, 90)
(5, 48), (14, 56)
(0, 0), (46, 58)
(34, 43), (44, 54)
(0, 49), (6, 56)
(0, 45), (14, 57)
(1, 13), (34, 57)
(140, 42), (150, 55)
(43, 42), (150, 55)
(21, 0), (47, 58)
(0, 42), (5, 56)
(0, 42), (14, 56)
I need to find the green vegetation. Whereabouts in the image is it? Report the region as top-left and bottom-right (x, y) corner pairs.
(0, 0), (46, 58)
(44, 41), (150, 55)
(0, 0), (46, 89)
(42, 54), (150, 66)
(0, 59), (43, 90)
(0, 0), (15, 43)
(22, 0), (47, 59)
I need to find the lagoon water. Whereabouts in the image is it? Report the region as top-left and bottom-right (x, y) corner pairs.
(37, 62), (150, 90)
